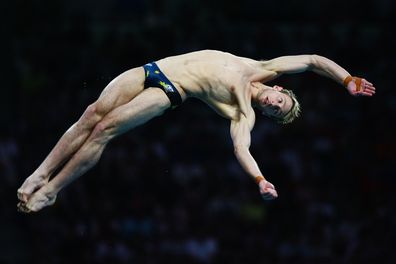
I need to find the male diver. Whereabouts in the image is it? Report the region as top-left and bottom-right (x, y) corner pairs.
(17, 50), (375, 213)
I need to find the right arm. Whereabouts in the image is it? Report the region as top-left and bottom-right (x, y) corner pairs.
(261, 55), (376, 96)
(261, 54), (349, 83)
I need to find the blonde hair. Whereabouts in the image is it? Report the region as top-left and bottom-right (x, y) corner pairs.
(273, 89), (301, 124)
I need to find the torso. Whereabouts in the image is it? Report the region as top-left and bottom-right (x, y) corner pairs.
(155, 50), (275, 120)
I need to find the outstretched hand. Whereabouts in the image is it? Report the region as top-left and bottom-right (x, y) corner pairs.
(259, 179), (278, 200)
(345, 76), (376, 97)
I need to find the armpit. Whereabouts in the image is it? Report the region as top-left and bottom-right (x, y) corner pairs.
(208, 101), (240, 120)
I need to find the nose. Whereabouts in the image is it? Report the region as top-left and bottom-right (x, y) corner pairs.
(268, 101), (280, 111)
(269, 98), (281, 107)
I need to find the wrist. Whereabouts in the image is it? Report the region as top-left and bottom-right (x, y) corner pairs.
(343, 75), (352, 87)
(255, 175), (265, 185)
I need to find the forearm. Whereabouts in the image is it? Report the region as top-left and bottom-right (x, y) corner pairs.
(234, 146), (264, 181)
(311, 55), (350, 85)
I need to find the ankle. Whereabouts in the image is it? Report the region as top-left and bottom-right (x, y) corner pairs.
(32, 169), (50, 181)
(43, 182), (59, 196)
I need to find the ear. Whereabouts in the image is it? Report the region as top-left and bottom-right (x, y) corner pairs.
(273, 85), (283, 91)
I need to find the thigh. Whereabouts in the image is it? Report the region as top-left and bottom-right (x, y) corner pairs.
(101, 87), (172, 137)
(94, 67), (146, 115)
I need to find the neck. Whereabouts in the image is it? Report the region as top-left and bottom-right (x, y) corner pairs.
(250, 82), (267, 107)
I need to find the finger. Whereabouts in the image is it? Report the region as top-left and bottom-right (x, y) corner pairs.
(261, 191), (273, 198)
(266, 192), (278, 200)
(262, 190), (278, 199)
(361, 91), (374, 96)
(353, 90), (369, 96)
(262, 191), (274, 197)
(266, 182), (275, 189)
(264, 186), (276, 193)
(268, 189), (278, 198)
(365, 87), (376, 93)
(360, 88), (374, 94)
(362, 79), (373, 85)
(364, 84), (375, 91)
(262, 194), (275, 200)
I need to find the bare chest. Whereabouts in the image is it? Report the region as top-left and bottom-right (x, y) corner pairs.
(197, 79), (248, 120)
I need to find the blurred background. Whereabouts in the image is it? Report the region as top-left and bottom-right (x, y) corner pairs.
(1, 0), (396, 263)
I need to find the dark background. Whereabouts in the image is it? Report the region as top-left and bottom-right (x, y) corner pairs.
(1, 0), (395, 263)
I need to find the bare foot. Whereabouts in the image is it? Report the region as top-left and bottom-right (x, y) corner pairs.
(17, 174), (48, 203)
(18, 186), (57, 213)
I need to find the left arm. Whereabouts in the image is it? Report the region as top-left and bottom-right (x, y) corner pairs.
(230, 113), (260, 178)
(230, 111), (278, 200)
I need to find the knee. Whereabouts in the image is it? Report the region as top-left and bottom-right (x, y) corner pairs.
(91, 120), (115, 143)
(85, 104), (98, 116)
(80, 103), (103, 126)
(85, 103), (101, 119)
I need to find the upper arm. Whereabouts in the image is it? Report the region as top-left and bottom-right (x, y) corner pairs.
(262, 55), (314, 75)
(230, 111), (255, 149)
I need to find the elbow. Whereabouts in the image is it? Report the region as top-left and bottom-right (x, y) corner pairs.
(234, 145), (248, 155)
(310, 54), (323, 67)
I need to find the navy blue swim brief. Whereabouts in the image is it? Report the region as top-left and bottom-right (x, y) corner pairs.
(143, 62), (182, 108)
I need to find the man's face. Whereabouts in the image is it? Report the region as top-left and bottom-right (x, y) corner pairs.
(258, 85), (293, 119)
